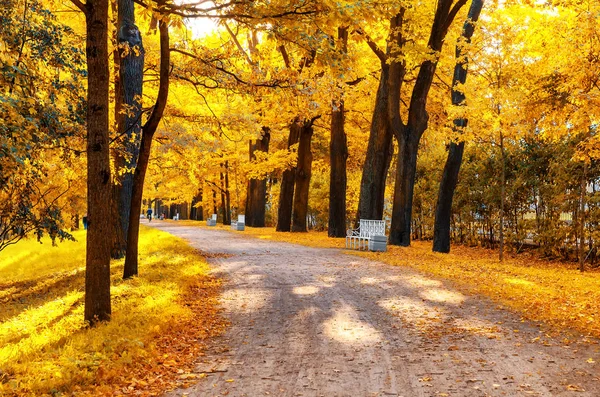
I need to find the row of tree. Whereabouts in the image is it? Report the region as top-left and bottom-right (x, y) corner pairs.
(3, 0), (600, 324)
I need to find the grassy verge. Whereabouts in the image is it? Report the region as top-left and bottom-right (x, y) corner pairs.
(0, 226), (226, 396)
(185, 221), (600, 340)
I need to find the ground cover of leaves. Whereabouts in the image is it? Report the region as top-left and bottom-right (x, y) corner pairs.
(0, 226), (227, 396)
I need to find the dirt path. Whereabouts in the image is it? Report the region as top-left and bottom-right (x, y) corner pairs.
(153, 223), (600, 397)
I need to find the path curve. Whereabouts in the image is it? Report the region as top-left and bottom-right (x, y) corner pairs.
(152, 223), (600, 397)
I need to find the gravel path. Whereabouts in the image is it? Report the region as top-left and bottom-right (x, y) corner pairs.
(153, 223), (600, 397)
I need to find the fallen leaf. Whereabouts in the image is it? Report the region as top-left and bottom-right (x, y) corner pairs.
(566, 384), (585, 392)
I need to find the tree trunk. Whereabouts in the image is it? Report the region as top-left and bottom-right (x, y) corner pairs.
(499, 130), (506, 262)
(84, 0), (112, 325)
(212, 188), (217, 216)
(389, 129), (420, 246)
(292, 118), (318, 232)
(111, 0), (144, 259)
(191, 189), (203, 220)
(276, 119), (302, 231)
(433, 0), (484, 253)
(356, 64), (393, 223)
(329, 98), (348, 237)
(123, 8), (169, 279)
(328, 27), (349, 238)
(433, 142), (465, 252)
(579, 163), (586, 272)
(388, 0), (466, 246)
(246, 127), (271, 227)
(220, 164), (230, 225)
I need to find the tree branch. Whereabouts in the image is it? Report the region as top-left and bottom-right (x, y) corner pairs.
(354, 28), (386, 63)
(69, 0), (86, 13)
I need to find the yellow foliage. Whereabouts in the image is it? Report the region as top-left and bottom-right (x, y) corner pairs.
(0, 226), (226, 396)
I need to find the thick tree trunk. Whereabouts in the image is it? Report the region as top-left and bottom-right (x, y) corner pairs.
(123, 9), (169, 279)
(389, 130), (420, 246)
(328, 27), (349, 238)
(433, 0), (484, 253)
(84, 0), (112, 325)
(389, 0), (467, 246)
(433, 141), (465, 252)
(111, 0), (144, 259)
(356, 65), (393, 223)
(276, 119), (302, 231)
(292, 119), (318, 232)
(329, 98), (348, 237)
(356, 12), (405, 226)
(246, 127), (271, 227)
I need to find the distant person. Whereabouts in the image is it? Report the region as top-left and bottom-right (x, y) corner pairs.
(146, 207), (153, 221)
(160, 213), (165, 220)
(82, 214), (88, 230)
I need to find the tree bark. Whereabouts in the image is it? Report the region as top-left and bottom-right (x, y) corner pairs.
(389, 0), (467, 246)
(220, 162), (231, 225)
(433, 141), (465, 252)
(123, 7), (169, 278)
(111, 0), (144, 259)
(191, 189), (203, 220)
(276, 119), (302, 231)
(499, 130), (506, 261)
(433, 0), (484, 253)
(246, 127), (271, 227)
(83, 0), (112, 325)
(356, 64), (393, 223)
(292, 117), (319, 232)
(579, 163), (587, 272)
(328, 27), (349, 238)
(356, 12), (406, 225)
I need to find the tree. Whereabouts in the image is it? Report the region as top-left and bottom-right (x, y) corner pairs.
(388, 0), (468, 246)
(111, 0), (145, 259)
(328, 26), (349, 238)
(276, 119), (301, 231)
(246, 127), (271, 227)
(123, 0), (170, 278)
(69, 0), (113, 324)
(0, 0), (86, 252)
(433, 0), (484, 253)
(291, 116), (320, 232)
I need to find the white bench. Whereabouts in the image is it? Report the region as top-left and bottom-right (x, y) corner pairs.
(346, 219), (386, 250)
(206, 213), (217, 226)
(231, 214), (245, 231)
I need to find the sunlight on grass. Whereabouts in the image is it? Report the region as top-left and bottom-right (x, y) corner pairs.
(0, 230), (86, 283)
(0, 226), (226, 396)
